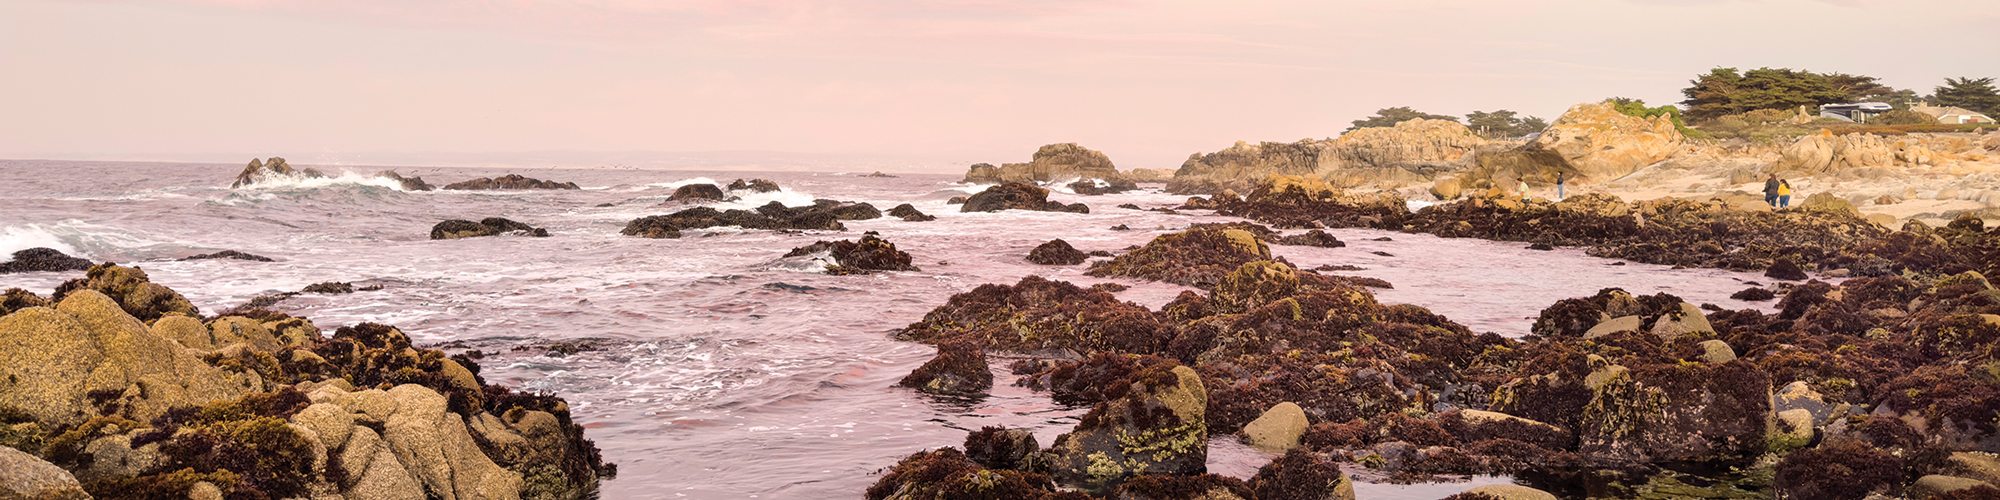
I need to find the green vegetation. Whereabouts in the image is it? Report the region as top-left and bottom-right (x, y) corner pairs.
(1346, 106), (1457, 132)
(1607, 98), (1701, 137)
(1934, 77), (2000, 117)
(1464, 109), (1547, 138)
(1680, 67), (1917, 121)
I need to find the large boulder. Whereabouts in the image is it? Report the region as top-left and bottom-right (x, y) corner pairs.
(896, 341), (992, 397)
(1044, 364), (1208, 492)
(1523, 102), (1684, 182)
(231, 157), (324, 188)
(962, 143), (1121, 184)
(442, 174), (579, 190)
(960, 182), (1088, 213)
(666, 183), (727, 202)
(1776, 131), (1897, 174)
(429, 218), (550, 240)
(780, 234), (918, 275)
(896, 276), (1166, 353)
(0, 248), (92, 274)
(1085, 227), (1272, 288)
(1319, 118), (1490, 188)
(0, 445), (89, 499)
(0, 289), (254, 427)
(1169, 139), (1331, 194)
(1026, 239), (1090, 265)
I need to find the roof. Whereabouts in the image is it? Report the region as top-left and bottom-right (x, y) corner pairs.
(1912, 105), (1994, 119)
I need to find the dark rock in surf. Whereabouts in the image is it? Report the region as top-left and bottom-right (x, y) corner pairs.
(430, 218), (550, 240)
(960, 182), (1088, 214)
(1067, 178), (1138, 196)
(1118, 203), (1143, 210)
(1528, 242), (1555, 251)
(443, 174), (580, 190)
(725, 178), (780, 193)
(1274, 230), (1346, 248)
(964, 427), (1040, 471)
(621, 202), (873, 238)
(897, 341), (992, 397)
(301, 282), (355, 294)
(1027, 239), (1091, 265)
(375, 170), (436, 191)
(887, 204), (935, 222)
(0, 248), (94, 274)
(1730, 287), (1776, 301)
(782, 234), (917, 275)
(1766, 258), (1808, 281)
(804, 199), (883, 220)
(231, 157), (325, 188)
(861, 171), (898, 178)
(667, 183), (727, 202)
(947, 196), (968, 205)
(1110, 224), (1132, 231)
(180, 250), (275, 262)
(0, 288), (51, 316)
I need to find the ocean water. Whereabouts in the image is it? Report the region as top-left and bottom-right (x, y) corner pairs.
(0, 160), (1782, 498)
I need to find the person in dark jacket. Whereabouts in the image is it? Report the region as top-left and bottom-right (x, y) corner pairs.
(1763, 174), (1780, 207)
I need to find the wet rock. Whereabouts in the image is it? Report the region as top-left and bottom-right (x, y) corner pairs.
(1730, 287), (1775, 301)
(898, 276), (1165, 353)
(1245, 449), (1355, 500)
(231, 157), (325, 188)
(887, 204), (935, 222)
(1110, 224), (1132, 231)
(897, 341), (992, 397)
(963, 426), (1038, 470)
(178, 250), (274, 262)
(1696, 339), (1736, 364)
(0, 248), (93, 274)
(782, 234), (918, 274)
(1027, 239), (1091, 265)
(375, 170), (436, 191)
(1527, 242), (1555, 251)
(1766, 258), (1808, 281)
(724, 178), (779, 193)
(1771, 408), (1815, 452)
(1068, 178), (1139, 196)
(947, 196), (968, 205)
(429, 218), (550, 239)
(621, 202), (877, 238)
(1112, 474), (1253, 500)
(0, 445), (89, 499)
(1044, 364), (1207, 492)
(1455, 484), (1557, 500)
(1085, 227), (1271, 288)
(51, 263), (199, 322)
(1774, 439), (1903, 500)
(1273, 230), (1345, 248)
(866, 448), (1063, 500)
(667, 183), (727, 202)
(0, 288), (49, 316)
(301, 282), (355, 294)
(1241, 402), (1308, 451)
(861, 171), (897, 178)
(1581, 315), (1641, 339)
(1944, 452), (2000, 486)
(442, 174), (580, 190)
(1773, 381), (1831, 424)
(961, 182), (1089, 213)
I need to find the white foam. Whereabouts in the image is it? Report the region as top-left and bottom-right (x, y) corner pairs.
(1405, 199), (1437, 212)
(943, 182), (995, 194)
(645, 177), (724, 190)
(716, 187), (819, 211)
(0, 224), (82, 257)
(236, 170), (417, 191)
(0, 220), (168, 261)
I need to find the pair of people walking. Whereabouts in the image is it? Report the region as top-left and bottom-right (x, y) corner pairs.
(1763, 174), (1793, 209)
(1518, 172), (1566, 203)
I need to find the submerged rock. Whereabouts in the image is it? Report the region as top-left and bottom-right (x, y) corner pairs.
(429, 218), (550, 239)
(1026, 239), (1091, 265)
(443, 174), (580, 190)
(781, 234), (917, 274)
(179, 250), (274, 262)
(961, 182), (1089, 213)
(887, 204), (935, 222)
(0, 248), (93, 274)
(897, 341), (992, 397)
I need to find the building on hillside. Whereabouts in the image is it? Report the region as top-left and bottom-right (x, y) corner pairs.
(1910, 103), (1995, 124)
(1817, 102), (1894, 122)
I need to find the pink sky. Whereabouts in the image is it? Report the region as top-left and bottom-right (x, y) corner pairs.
(3, 0), (1997, 171)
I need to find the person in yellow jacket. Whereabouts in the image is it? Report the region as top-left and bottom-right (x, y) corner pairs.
(1777, 179), (1793, 208)
(1518, 179), (1531, 203)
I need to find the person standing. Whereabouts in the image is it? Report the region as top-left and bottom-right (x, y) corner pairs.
(1763, 174), (1781, 207)
(1518, 178), (1531, 203)
(1778, 179), (1793, 208)
(1556, 172), (1566, 201)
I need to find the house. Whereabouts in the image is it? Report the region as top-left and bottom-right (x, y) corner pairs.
(1818, 102), (1894, 122)
(1911, 103), (1996, 124)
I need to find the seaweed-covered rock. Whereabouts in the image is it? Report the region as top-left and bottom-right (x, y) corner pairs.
(178, 250), (274, 262)
(782, 234), (918, 275)
(1044, 363), (1207, 492)
(1730, 287), (1775, 301)
(1112, 474), (1253, 500)
(51, 263), (199, 322)
(1273, 230), (1345, 248)
(897, 276), (1165, 353)
(725, 178), (780, 193)
(961, 182), (1088, 213)
(667, 183), (727, 202)
(1086, 228), (1270, 288)
(0, 288), (49, 316)
(888, 204), (936, 222)
(865, 448), (1066, 500)
(898, 341), (992, 397)
(621, 202), (878, 238)
(1246, 449), (1355, 500)
(0, 248), (92, 274)
(1241, 402), (1309, 451)
(1027, 239), (1091, 265)
(1766, 258), (1808, 281)
(964, 427), (1038, 471)
(1773, 438), (1903, 500)
(301, 282), (355, 294)
(443, 174), (580, 190)
(429, 218), (550, 240)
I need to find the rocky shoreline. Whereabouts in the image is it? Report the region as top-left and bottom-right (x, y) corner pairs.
(0, 264), (615, 499)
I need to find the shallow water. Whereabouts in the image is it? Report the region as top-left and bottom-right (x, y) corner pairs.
(0, 160), (1781, 498)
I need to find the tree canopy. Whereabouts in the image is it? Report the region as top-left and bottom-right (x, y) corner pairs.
(1934, 77), (2000, 117)
(1463, 110), (1547, 138)
(1346, 107), (1457, 132)
(1679, 67), (1915, 121)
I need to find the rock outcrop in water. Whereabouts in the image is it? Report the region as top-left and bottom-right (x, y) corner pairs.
(1168, 119), (1488, 194)
(667, 183), (727, 202)
(1026, 239), (1090, 265)
(0, 264), (614, 498)
(622, 201), (881, 238)
(374, 170), (436, 191)
(896, 341), (991, 397)
(179, 250), (275, 262)
(963, 143), (1123, 185)
(781, 234), (918, 275)
(1084, 226), (1271, 288)
(231, 157), (324, 188)
(726, 178), (780, 193)
(0, 248), (93, 274)
(443, 174), (581, 190)
(430, 218), (551, 239)
(887, 204), (935, 222)
(960, 182), (1089, 213)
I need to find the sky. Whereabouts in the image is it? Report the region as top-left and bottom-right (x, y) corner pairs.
(3, 0), (1997, 171)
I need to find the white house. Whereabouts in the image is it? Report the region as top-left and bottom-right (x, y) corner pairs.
(1911, 104), (1995, 124)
